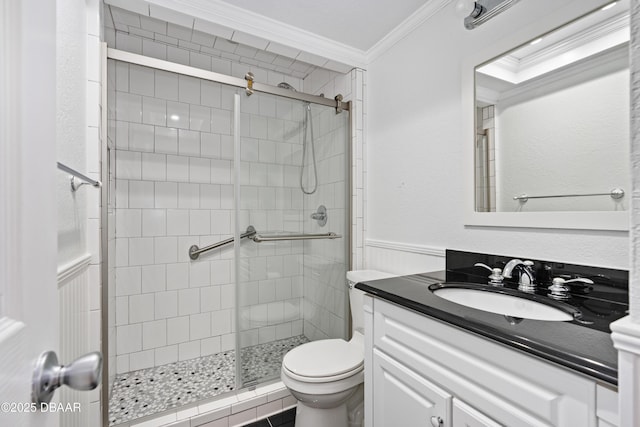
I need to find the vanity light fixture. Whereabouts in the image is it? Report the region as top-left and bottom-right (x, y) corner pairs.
(456, 0), (521, 30)
(455, 0), (485, 19)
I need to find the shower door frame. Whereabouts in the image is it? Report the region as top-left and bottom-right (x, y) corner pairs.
(101, 47), (353, 425)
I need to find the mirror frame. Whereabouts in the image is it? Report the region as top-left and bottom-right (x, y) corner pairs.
(462, 0), (629, 231)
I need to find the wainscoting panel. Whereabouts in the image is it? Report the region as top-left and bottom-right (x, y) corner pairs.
(58, 254), (92, 427)
(365, 239), (445, 275)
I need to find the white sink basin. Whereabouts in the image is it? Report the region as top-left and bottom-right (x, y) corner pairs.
(431, 284), (576, 321)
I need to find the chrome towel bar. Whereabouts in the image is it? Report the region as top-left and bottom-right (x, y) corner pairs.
(189, 226), (256, 260)
(514, 188), (624, 203)
(57, 162), (102, 192)
(251, 231), (341, 243)
(188, 226), (341, 260)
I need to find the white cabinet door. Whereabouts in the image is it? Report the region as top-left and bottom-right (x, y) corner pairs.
(453, 399), (502, 427)
(372, 348), (451, 427)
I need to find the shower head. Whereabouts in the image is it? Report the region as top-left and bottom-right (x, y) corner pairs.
(277, 82), (297, 91)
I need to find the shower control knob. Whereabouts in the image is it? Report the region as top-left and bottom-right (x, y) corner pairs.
(430, 415), (444, 426)
(32, 351), (103, 405)
(311, 205), (328, 227)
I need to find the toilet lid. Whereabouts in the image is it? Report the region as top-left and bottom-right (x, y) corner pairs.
(283, 339), (363, 378)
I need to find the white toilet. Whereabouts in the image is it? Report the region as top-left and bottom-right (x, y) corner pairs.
(281, 270), (395, 427)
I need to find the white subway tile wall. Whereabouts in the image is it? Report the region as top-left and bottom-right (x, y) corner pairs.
(109, 61), (346, 373)
(237, 92), (307, 356)
(111, 61), (242, 371)
(235, 91), (350, 355)
(301, 103), (350, 341)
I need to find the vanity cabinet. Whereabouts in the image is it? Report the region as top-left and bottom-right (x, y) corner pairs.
(452, 399), (502, 427)
(371, 347), (452, 426)
(363, 295), (617, 427)
(596, 385), (619, 427)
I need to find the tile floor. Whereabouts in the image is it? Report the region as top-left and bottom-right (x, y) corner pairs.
(242, 408), (296, 427)
(109, 335), (308, 425)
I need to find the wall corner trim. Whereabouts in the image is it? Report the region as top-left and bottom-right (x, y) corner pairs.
(610, 315), (640, 427)
(365, 239), (446, 257)
(366, 0), (452, 64)
(57, 253), (92, 286)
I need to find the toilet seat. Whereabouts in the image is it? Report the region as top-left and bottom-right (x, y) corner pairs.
(282, 339), (363, 383)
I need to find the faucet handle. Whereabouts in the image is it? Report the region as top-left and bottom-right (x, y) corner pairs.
(564, 277), (594, 285)
(548, 277), (594, 299)
(474, 262), (492, 271)
(474, 263), (504, 285)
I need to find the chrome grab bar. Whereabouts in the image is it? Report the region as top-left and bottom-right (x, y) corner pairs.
(250, 232), (341, 243)
(188, 226), (342, 259)
(513, 188), (624, 203)
(57, 162), (102, 192)
(188, 226), (256, 260)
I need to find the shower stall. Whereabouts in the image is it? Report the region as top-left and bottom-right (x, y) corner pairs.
(104, 49), (351, 425)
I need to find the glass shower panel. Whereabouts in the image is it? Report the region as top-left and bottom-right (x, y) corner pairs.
(236, 92), (350, 387)
(301, 104), (350, 342)
(107, 59), (240, 425)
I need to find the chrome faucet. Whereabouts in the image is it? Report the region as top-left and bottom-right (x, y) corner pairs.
(503, 259), (536, 291)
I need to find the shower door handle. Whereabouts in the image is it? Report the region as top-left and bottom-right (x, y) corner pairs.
(32, 350), (103, 405)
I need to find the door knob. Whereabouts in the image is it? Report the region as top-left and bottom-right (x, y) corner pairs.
(32, 351), (102, 404)
(430, 416), (444, 427)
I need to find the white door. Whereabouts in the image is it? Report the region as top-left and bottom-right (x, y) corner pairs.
(0, 0), (60, 426)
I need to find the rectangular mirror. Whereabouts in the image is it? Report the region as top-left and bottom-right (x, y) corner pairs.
(474, 0), (629, 215)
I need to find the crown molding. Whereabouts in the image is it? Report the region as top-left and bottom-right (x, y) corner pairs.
(146, 0), (367, 70)
(366, 0), (453, 64)
(107, 0), (453, 73)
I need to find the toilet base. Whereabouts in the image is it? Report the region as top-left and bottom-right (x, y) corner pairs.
(290, 384), (364, 427)
(295, 401), (349, 427)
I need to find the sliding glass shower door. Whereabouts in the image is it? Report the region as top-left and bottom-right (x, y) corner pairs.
(235, 91), (350, 387)
(107, 58), (242, 424)
(107, 54), (351, 424)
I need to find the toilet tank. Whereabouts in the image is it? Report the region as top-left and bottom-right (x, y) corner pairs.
(347, 270), (396, 334)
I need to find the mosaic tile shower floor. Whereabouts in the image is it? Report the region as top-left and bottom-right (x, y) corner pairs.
(109, 335), (309, 426)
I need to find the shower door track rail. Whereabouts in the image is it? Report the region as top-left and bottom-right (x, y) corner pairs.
(107, 48), (350, 111)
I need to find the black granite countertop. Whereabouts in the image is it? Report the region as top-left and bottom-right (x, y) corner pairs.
(356, 270), (621, 386)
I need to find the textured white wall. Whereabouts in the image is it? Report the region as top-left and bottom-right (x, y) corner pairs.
(366, 0), (629, 270)
(630, 0), (640, 320)
(57, 0), (88, 264)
